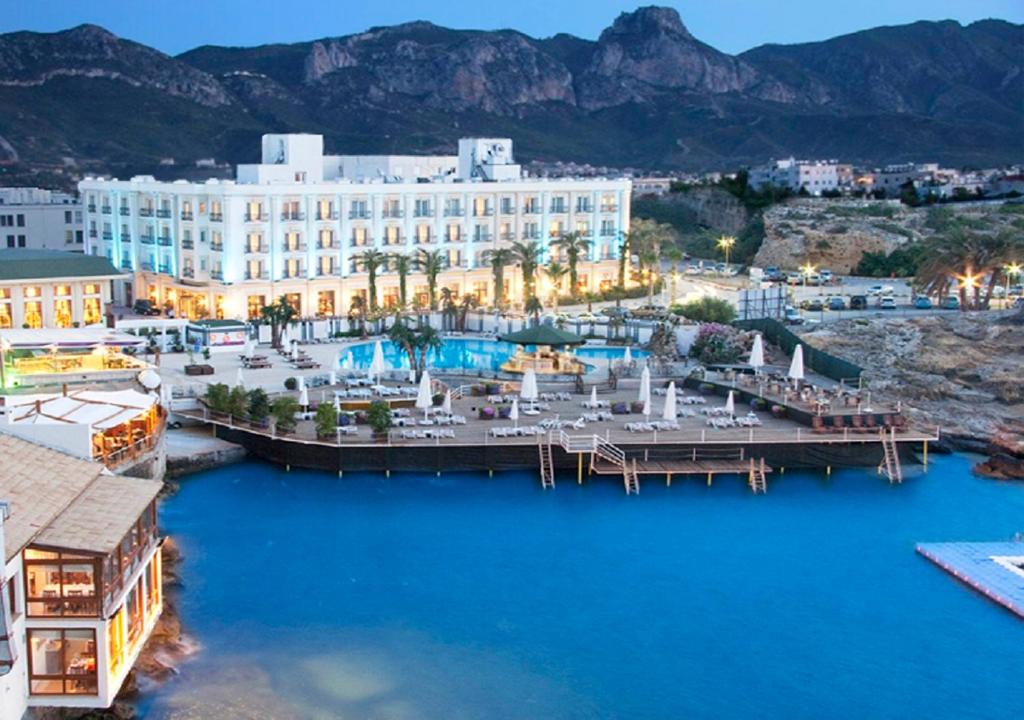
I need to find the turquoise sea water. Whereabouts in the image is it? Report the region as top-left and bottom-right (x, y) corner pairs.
(146, 454), (1024, 719)
(345, 337), (648, 373)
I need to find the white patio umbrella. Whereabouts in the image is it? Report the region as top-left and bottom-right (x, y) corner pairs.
(510, 397), (520, 428)
(328, 370), (337, 386)
(235, 367), (245, 389)
(662, 381), (677, 421)
(298, 386), (309, 410)
(297, 375), (305, 391)
(290, 342), (299, 361)
(245, 338), (255, 359)
(520, 368), (539, 407)
(724, 390), (735, 418)
(788, 344), (805, 387)
(638, 365), (651, 405)
(590, 386), (597, 406)
(415, 369), (433, 419)
(279, 324), (289, 348)
(369, 340), (386, 383)
(346, 350), (355, 370)
(408, 366), (416, 383)
(623, 345), (633, 366)
(333, 394), (341, 413)
(748, 334), (765, 373)
(442, 389), (452, 415)
(642, 395), (651, 419)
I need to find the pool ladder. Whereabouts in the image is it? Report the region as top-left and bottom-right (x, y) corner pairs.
(539, 438), (555, 489)
(878, 429), (902, 484)
(748, 458), (768, 494)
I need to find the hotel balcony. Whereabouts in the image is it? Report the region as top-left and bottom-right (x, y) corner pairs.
(382, 236), (405, 247)
(156, 209), (172, 219)
(102, 231), (113, 240)
(472, 233), (493, 243)
(281, 211), (306, 221)
(157, 236), (173, 247)
(499, 232), (515, 242)
(317, 240), (341, 250)
(549, 205), (568, 214)
(474, 207), (494, 217)
(87, 203), (97, 212)
(181, 211), (194, 221)
(245, 212), (268, 222)
(382, 210), (404, 219)
(138, 208), (154, 218)
(245, 269), (270, 281)
(317, 210), (339, 221)
(599, 228), (618, 237)
(245, 243), (269, 254)
(211, 242), (224, 252)
(283, 269), (305, 280)
(281, 243), (306, 253)
(349, 240), (368, 248)
(119, 207), (131, 216)
(444, 208), (464, 217)
(577, 204), (594, 213)
(158, 264), (172, 274)
(210, 269), (224, 280)
(182, 267), (194, 278)
(349, 210), (370, 219)
(600, 205), (619, 213)
(413, 209), (434, 218)
(210, 212), (224, 222)
(101, 206), (112, 215)
(522, 230), (540, 239)
(182, 239), (194, 250)
(139, 235), (155, 245)
(316, 267), (341, 277)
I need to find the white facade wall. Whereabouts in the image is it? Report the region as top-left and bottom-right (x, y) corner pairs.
(748, 159), (839, 195)
(79, 137), (631, 319)
(0, 189), (82, 252)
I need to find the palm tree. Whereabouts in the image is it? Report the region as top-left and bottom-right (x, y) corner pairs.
(348, 295), (367, 337)
(550, 231), (591, 298)
(482, 247), (513, 308)
(616, 230), (631, 290)
(416, 248), (446, 310)
(389, 318), (443, 381)
(392, 252), (412, 309)
(356, 248), (387, 312)
(663, 245), (684, 304)
(916, 228), (1020, 310)
(524, 296), (544, 325)
(510, 240), (543, 302)
(440, 287), (457, 330)
(259, 295), (296, 348)
(544, 261), (568, 310)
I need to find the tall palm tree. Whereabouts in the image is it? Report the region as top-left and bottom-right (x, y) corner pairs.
(392, 252), (412, 309)
(916, 228), (1019, 310)
(482, 247), (513, 308)
(544, 261), (568, 310)
(348, 295), (367, 338)
(524, 296), (544, 325)
(663, 244), (684, 304)
(355, 248), (387, 312)
(416, 248), (446, 310)
(616, 230), (631, 290)
(259, 295), (296, 348)
(510, 240), (543, 302)
(550, 231), (591, 298)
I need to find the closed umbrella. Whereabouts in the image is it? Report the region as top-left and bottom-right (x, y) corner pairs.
(416, 369), (433, 419)
(623, 345), (633, 367)
(442, 389), (452, 415)
(788, 344), (805, 387)
(290, 342), (299, 361)
(724, 390), (735, 418)
(328, 370), (337, 386)
(333, 394), (341, 413)
(279, 324), (289, 348)
(662, 381), (677, 421)
(510, 397), (519, 428)
(346, 350), (355, 370)
(298, 386), (309, 410)
(520, 368), (538, 405)
(245, 338), (255, 359)
(408, 366), (416, 383)
(590, 386), (597, 406)
(235, 367), (245, 389)
(638, 365), (651, 405)
(297, 375), (305, 391)
(749, 334), (764, 372)
(369, 340), (386, 382)
(642, 395), (651, 419)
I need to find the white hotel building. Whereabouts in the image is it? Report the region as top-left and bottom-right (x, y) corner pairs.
(79, 135), (631, 321)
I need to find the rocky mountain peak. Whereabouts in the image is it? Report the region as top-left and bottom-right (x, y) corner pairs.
(605, 6), (693, 40)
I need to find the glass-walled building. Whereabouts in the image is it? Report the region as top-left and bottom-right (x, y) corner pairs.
(0, 250), (121, 329)
(0, 433), (163, 716)
(79, 134), (632, 320)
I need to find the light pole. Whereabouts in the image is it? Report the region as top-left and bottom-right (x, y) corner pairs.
(717, 235), (736, 268)
(1005, 262), (1021, 308)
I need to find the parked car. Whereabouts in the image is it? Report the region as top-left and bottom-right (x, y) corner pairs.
(867, 284), (884, 296)
(827, 296), (846, 311)
(1014, 297), (1024, 309)
(849, 294), (868, 310)
(940, 296), (960, 310)
(575, 312), (600, 323)
(913, 296), (933, 309)
(878, 295), (898, 310)
(684, 263), (703, 275)
(601, 306), (632, 320)
(819, 269), (834, 284)
(784, 306), (805, 325)
(786, 272), (803, 286)
(804, 273), (822, 286)
(800, 298), (824, 311)
(632, 304), (670, 320)
(132, 299), (161, 316)
(764, 266), (787, 282)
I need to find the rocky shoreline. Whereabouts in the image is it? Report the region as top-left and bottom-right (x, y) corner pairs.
(799, 312), (1024, 478)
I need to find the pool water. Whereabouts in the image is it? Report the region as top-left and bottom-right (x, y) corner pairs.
(147, 454), (1024, 719)
(345, 337), (648, 373)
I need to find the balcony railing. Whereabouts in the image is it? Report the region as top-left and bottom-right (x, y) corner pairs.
(444, 207), (464, 217)
(283, 269), (305, 280)
(382, 209), (404, 219)
(182, 267), (194, 278)
(282, 243), (306, 253)
(522, 230), (540, 239)
(600, 205), (619, 213)
(523, 207), (540, 215)
(211, 242), (224, 252)
(442, 235), (461, 244)
(245, 269), (270, 281)
(245, 244), (269, 254)
(181, 211), (194, 221)
(317, 210), (339, 221)
(210, 212), (224, 222)
(499, 205), (515, 216)
(349, 210), (370, 219)
(474, 207), (494, 217)
(413, 209), (433, 218)
(317, 240), (341, 250)
(182, 239), (194, 250)
(102, 231), (113, 240)
(139, 208), (154, 218)
(156, 209), (172, 219)
(281, 211), (305, 221)
(350, 240), (368, 247)
(550, 205), (568, 214)
(210, 269), (224, 280)
(599, 228), (617, 237)
(158, 236), (173, 246)
(87, 204), (97, 212)
(317, 267), (341, 277)
(472, 233), (493, 243)
(244, 212), (268, 222)
(101, 206), (112, 215)
(499, 232), (515, 242)
(119, 207), (131, 216)
(577, 204), (594, 213)
(382, 236), (405, 246)
(140, 235), (155, 245)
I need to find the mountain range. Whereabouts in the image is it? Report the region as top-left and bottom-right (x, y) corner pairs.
(0, 6), (1020, 184)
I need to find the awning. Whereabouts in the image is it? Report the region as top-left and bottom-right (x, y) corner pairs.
(498, 325), (586, 347)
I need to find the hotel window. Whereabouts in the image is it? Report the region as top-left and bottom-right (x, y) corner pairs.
(447, 249), (462, 267)
(54, 298), (72, 328)
(414, 199), (431, 218)
(246, 232), (264, 253)
(382, 287), (400, 309)
(446, 224), (461, 243)
(83, 298), (101, 325)
(24, 300), (43, 329)
(473, 197), (491, 216)
(444, 199), (462, 217)
(0, 302), (11, 329)
(576, 196), (594, 213)
(318, 256), (335, 277)
(317, 291), (335, 317)
(383, 199), (401, 218)
(350, 200), (369, 219)
(214, 295), (225, 320)
(600, 195), (618, 213)
(24, 549), (100, 618)
(211, 231), (223, 251)
(54, 285), (71, 297)
(245, 201), (263, 222)
(285, 258), (302, 279)
(549, 220), (565, 238)
(284, 293), (301, 315)
(523, 222), (539, 239)
(125, 579), (144, 647)
(384, 226), (401, 246)
(351, 227), (368, 247)
(282, 200), (302, 221)
(499, 197), (514, 215)
(550, 196), (567, 213)
(600, 219), (615, 237)
(28, 628), (98, 696)
(284, 231), (302, 252)
(319, 229), (335, 249)
(523, 196), (539, 214)
(472, 281), (488, 303)
(415, 225), (432, 244)
(575, 221), (591, 236)
(247, 295), (265, 319)
(317, 199), (334, 221)
(108, 606), (125, 676)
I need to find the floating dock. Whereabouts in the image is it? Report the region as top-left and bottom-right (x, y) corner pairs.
(916, 541), (1024, 619)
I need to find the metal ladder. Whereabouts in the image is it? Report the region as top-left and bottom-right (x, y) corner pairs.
(878, 429), (903, 484)
(748, 457), (768, 493)
(538, 437), (555, 489)
(623, 459), (640, 495)
(591, 437), (639, 495)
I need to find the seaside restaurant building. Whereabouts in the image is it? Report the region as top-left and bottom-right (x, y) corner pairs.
(0, 250), (122, 330)
(0, 433), (163, 717)
(79, 134), (632, 321)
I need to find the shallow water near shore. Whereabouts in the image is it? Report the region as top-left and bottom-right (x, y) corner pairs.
(143, 454), (1024, 719)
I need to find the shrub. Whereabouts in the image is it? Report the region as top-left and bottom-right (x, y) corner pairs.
(689, 323), (744, 365)
(671, 297), (736, 324)
(226, 385), (249, 418)
(315, 402), (338, 437)
(771, 405), (787, 418)
(284, 377), (298, 391)
(750, 398), (767, 411)
(202, 347), (211, 361)
(204, 383), (230, 413)
(247, 388), (270, 423)
(366, 401), (392, 435)
(270, 396), (300, 432)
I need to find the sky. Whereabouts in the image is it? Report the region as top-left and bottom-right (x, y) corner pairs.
(3, 0), (1022, 55)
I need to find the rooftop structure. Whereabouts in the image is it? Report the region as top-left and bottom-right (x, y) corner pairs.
(0, 188), (83, 253)
(0, 433), (163, 715)
(79, 134), (631, 322)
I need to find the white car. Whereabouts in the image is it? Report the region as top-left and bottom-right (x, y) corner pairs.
(867, 284), (884, 296)
(878, 296), (897, 309)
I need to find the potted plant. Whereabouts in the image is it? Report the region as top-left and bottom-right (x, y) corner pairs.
(270, 396), (300, 435)
(284, 377), (298, 391)
(479, 406), (495, 420)
(247, 388), (270, 428)
(315, 402), (339, 439)
(750, 398), (767, 412)
(771, 404), (787, 418)
(630, 401), (645, 414)
(366, 400), (392, 441)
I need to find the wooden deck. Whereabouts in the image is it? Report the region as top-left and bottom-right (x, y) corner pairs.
(590, 458), (771, 477)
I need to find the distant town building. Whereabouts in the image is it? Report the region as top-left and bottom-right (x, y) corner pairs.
(79, 134), (631, 320)
(0, 250), (122, 329)
(0, 432), (164, 716)
(0, 188), (82, 252)
(632, 177), (674, 196)
(747, 158), (839, 195)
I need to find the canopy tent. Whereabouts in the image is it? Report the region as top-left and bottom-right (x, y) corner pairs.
(498, 325), (585, 347)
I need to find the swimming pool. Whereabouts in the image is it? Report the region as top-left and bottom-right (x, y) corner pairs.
(344, 337), (648, 373)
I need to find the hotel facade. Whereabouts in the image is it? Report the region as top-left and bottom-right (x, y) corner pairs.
(79, 135), (632, 321)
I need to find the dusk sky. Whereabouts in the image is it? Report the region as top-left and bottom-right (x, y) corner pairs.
(4, 0), (1022, 55)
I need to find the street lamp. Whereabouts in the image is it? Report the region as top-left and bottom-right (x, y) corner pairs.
(1005, 262), (1021, 307)
(716, 235), (736, 267)
(800, 262), (816, 289)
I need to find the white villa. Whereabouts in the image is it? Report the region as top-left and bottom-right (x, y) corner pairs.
(79, 135), (632, 321)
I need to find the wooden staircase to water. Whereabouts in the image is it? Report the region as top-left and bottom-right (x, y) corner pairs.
(878, 428), (903, 484)
(538, 438), (555, 489)
(748, 457), (768, 494)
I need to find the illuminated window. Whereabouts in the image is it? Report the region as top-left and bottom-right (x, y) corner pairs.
(54, 299), (72, 328)
(0, 303), (11, 328)
(317, 291), (335, 317)
(24, 549), (99, 618)
(83, 298), (101, 325)
(23, 301), (42, 328)
(24, 286), (41, 299)
(54, 285), (71, 297)
(28, 628), (97, 695)
(214, 295), (225, 320)
(247, 295), (265, 320)
(284, 293), (301, 315)
(0, 288), (9, 299)
(84, 283), (100, 295)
